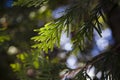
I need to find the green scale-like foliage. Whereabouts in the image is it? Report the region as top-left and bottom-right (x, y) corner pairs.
(31, 0), (104, 52)
(12, 0), (120, 80)
(31, 22), (62, 53)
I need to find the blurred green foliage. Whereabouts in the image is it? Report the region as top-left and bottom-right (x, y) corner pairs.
(10, 50), (66, 80)
(1, 0), (120, 80)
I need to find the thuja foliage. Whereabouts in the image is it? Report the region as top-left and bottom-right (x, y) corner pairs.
(31, 22), (62, 53)
(31, 0), (105, 52)
(12, 0), (120, 80)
